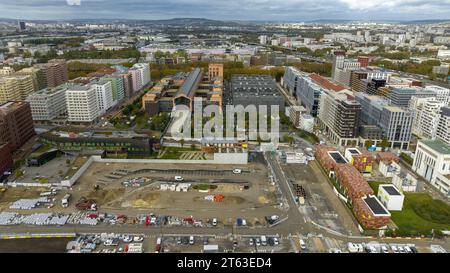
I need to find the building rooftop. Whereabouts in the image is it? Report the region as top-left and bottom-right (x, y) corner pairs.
(420, 139), (450, 155)
(177, 68), (202, 98)
(362, 195), (390, 216)
(380, 184), (402, 196)
(328, 151), (348, 164)
(310, 73), (346, 92)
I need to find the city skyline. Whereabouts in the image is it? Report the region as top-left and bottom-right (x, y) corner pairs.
(1, 0), (450, 21)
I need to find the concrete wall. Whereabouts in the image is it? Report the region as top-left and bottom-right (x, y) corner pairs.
(65, 153), (248, 186)
(61, 156), (96, 187)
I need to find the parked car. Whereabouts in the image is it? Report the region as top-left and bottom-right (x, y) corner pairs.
(233, 169), (242, 174)
(261, 236), (267, 246)
(249, 238), (254, 246)
(133, 236), (144, 242)
(273, 237), (279, 246)
(212, 218), (218, 226)
(381, 245), (389, 253)
(182, 237), (189, 245)
(122, 235), (133, 243)
(176, 237), (182, 245)
(267, 237), (274, 246)
(255, 238), (261, 246)
(299, 239), (307, 250)
(391, 245), (399, 253)
(189, 236), (195, 245)
(175, 176), (184, 181)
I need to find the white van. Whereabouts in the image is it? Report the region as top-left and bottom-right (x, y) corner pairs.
(260, 235), (267, 246)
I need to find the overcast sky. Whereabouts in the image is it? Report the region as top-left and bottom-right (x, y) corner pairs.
(0, 0), (450, 21)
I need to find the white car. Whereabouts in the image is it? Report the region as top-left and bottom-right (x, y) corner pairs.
(299, 239), (307, 250)
(381, 245), (389, 253)
(249, 238), (254, 246)
(122, 235), (133, 243)
(212, 218), (218, 226)
(233, 169), (242, 174)
(175, 176), (184, 181)
(133, 236), (144, 242)
(189, 236), (195, 245)
(273, 237), (279, 246)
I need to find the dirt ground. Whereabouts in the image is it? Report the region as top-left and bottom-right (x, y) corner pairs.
(0, 160), (284, 224)
(71, 162), (278, 213)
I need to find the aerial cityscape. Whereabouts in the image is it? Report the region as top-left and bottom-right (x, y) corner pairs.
(0, 0), (450, 258)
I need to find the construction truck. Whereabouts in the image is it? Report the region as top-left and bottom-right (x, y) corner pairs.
(75, 197), (97, 211)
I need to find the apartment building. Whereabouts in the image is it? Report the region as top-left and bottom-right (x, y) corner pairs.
(34, 59), (68, 88)
(65, 85), (100, 123)
(0, 101), (35, 151)
(416, 99), (446, 139)
(385, 86), (436, 108)
(0, 74), (35, 103)
(26, 84), (68, 121)
(317, 89), (361, 146)
(129, 63), (151, 92)
(102, 75), (125, 102)
(436, 107), (450, 145)
(283, 67), (346, 117)
(413, 140), (450, 197)
(424, 85), (450, 104)
(16, 67), (47, 91)
(356, 93), (413, 150)
(91, 80), (115, 114)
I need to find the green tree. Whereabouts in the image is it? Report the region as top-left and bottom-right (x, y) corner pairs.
(365, 139), (373, 150)
(379, 137), (390, 151)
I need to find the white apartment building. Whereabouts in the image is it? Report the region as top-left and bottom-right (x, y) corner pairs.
(26, 84), (68, 121)
(413, 140), (450, 198)
(91, 80), (115, 114)
(436, 107), (450, 146)
(130, 63), (151, 92)
(417, 99), (446, 139)
(65, 85), (100, 123)
(424, 85), (450, 104)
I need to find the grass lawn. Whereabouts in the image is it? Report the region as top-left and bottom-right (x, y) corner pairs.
(367, 181), (386, 195)
(391, 193), (450, 235)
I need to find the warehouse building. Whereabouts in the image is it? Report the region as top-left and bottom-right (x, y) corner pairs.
(231, 74), (285, 114)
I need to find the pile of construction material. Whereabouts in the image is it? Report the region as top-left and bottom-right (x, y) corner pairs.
(0, 212), (18, 225)
(9, 198), (50, 210)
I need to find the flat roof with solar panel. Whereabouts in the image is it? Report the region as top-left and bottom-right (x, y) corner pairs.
(348, 148), (361, 155)
(363, 195), (390, 216)
(380, 185), (401, 196)
(328, 151), (348, 164)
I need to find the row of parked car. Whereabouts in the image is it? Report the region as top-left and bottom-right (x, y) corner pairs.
(347, 242), (418, 253)
(248, 236), (280, 247)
